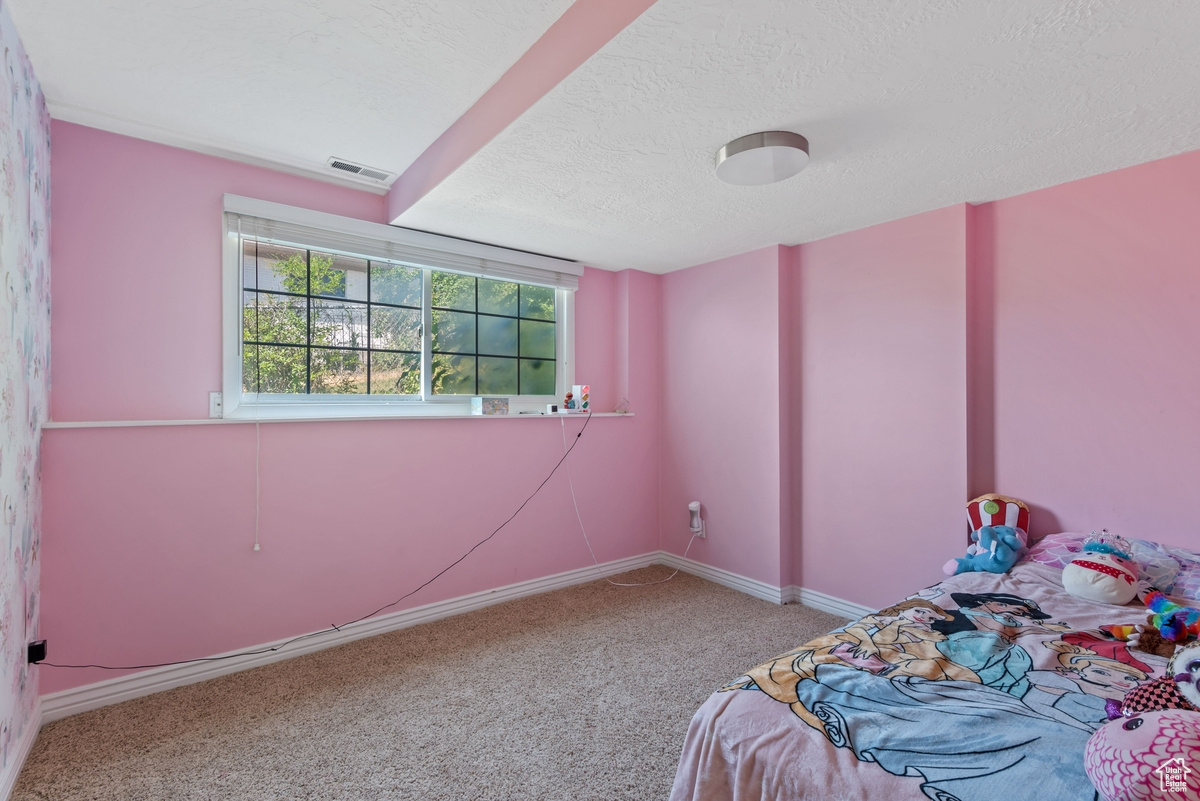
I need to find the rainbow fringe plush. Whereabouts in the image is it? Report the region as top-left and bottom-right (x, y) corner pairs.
(1146, 591), (1200, 643)
(1103, 624), (1139, 641)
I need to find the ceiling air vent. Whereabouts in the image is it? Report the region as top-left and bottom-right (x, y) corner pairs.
(326, 157), (393, 183)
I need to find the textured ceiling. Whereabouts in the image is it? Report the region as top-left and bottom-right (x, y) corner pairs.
(5, 0), (573, 190)
(396, 0), (1200, 272)
(9, 1), (1200, 271)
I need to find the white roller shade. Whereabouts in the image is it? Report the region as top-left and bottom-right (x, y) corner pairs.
(225, 195), (582, 290)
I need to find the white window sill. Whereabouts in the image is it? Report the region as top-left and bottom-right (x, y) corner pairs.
(223, 396), (588, 421)
(43, 412), (632, 429)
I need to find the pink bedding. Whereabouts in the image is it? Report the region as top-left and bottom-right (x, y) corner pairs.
(671, 563), (1169, 801)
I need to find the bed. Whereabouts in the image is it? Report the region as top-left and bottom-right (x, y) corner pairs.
(670, 554), (1182, 801)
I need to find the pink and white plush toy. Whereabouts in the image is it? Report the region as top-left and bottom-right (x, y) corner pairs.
(1062, 535), (1140, 606)
(1085, 709), (1200, 800)
(1089, 644), (1200, 800)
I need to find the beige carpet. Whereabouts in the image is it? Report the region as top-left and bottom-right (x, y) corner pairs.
(15, 566), (848, 800)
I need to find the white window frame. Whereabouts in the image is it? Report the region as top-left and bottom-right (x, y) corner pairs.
(222, 195), (579, 420)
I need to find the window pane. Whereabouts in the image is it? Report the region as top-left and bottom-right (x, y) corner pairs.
(477, 315), (517, 357)
(257, 345), (308, 393)
(242, 291), (258, 342)
(432, 354), (476, 395)
(432, 309), (476, 354)
(478, 356), (518, 395)
(242, 240), (258, 289)
(239, 236), (565, 402)
(311, 300), (367, 349)
(519, 285), (555, 321)
(242, 344), (259, 393)
(310, 252), (367, 301)
(432, 271), (475, 311)
(310, 348), (367, 394)
(257, 243), (308, 294)
(519, 319), (555, 360)
(371, 352), (420, 395)
(478, 278), (518, 317)
(520, 359), (555, 395)
(371, 307), (421, 351)
(255, 293), (307, 345)
(371, 263), (421, 307)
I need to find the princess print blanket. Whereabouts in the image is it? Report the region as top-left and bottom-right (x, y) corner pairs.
(670, 563), (1167, 801)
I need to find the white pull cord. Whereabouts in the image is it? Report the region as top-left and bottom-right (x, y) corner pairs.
(253, 414), (261, 552)
(560, 416), (698, 586)
(241, 219), (262, 554)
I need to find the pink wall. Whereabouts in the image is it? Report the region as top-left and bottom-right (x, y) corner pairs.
(50, 123), (386, 422)
(989, 150), (1200, 548)
(777, 247), (797, 589)
(43, 121), (1200, 695)
(794, 208), (968, 608)
(574, 267), (616, 413)
(40, 415), (652, 691)
(41, 123), (661, 692)
(787, 150), (1200, 608)
(966, 202), (997, 500)
(659, 246), (788, 587)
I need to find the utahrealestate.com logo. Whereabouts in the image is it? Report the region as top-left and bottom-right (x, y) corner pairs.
(1156, 757), (1193, 793)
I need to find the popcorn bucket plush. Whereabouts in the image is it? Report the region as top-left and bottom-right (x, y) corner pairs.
(966, 493), (1030, 534)
(944, 494), (1031, 576)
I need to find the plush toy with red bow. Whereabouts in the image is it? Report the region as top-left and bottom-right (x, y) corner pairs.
(1062, 535), (1140, 606)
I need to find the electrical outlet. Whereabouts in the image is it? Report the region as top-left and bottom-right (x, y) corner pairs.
(209, 391), (223, 418)
(27, 640), (46, 664)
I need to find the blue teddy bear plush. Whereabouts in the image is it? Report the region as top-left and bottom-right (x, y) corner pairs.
(942, 525), (1027, 576)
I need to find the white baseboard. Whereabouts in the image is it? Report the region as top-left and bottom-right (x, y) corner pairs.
(788, 586), (874, 620)
(1, 698), (41, 801)
(656, 551), (786, 604)
(37, 551), (874, 725)
(655, 552), (874, 621)
(40, 552), (658, 723)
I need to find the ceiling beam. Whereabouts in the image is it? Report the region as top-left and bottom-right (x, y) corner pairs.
(386, 0), (657, 224)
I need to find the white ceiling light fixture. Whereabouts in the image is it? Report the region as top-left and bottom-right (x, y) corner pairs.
(715, 131), (810, 186)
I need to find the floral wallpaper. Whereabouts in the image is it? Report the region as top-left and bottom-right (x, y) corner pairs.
(0, 0), (49, 773)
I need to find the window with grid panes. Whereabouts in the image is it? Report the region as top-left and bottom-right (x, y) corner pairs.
(239, 238), (558, 398)
(430, 272), (557, 396)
